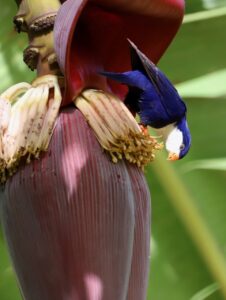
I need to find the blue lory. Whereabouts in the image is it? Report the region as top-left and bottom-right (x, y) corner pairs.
(101, 40), (191, 160)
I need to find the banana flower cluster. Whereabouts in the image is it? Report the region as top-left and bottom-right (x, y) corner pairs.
(0, 0), (184, 299)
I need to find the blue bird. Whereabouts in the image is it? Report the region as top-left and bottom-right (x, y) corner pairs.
(100, 40), (191, 160)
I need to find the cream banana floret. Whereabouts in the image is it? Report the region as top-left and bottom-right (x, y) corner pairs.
(75, 89), (162, 169)
(0, 75), (62, 183)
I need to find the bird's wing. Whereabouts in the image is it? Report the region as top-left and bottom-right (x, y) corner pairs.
(139, 88), (174, 128)
(128, 40), (186, 120)
(128, 39), (145, 72)
(155, 70), (187, 120)
(128, 40), (161, 93)
(124, 87), (142, 113)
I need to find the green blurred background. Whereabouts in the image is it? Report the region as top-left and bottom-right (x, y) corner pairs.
(1, 1), (226, 299)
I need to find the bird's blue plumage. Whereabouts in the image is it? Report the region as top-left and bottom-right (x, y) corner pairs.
(177, 117), (191, 159)
(142, 63), (187, 123)
(100, 40), (191, 159)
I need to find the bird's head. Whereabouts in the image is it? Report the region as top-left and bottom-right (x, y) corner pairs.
(166, 117), (191, 161)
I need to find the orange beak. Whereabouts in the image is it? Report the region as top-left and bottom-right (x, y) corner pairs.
(167, 152), (179, 161)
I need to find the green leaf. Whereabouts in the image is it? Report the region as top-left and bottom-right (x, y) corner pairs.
(147, 1), (226, 300)
(182, 158), (226, 172)
(191, 283), (220, 300)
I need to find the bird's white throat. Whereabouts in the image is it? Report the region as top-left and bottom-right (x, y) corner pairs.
(155, 123), (183, 155)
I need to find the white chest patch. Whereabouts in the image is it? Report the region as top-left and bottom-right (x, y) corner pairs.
(165, 125), (183, 155)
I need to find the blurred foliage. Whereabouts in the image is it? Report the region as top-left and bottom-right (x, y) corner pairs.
(186, 0), (226, 12)
(1, 0), (226, 300)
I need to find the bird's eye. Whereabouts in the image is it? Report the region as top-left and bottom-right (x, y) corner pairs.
(180, 144), (185, 150)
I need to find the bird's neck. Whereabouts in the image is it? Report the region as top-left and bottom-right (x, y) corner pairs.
(155, 122), (177, 141)
(177, 117), (188, 133)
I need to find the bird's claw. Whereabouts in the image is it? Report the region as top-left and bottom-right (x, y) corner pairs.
(139, 124), (148, 135)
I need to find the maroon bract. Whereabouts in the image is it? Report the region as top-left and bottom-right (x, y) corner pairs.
(54, 0), (184, 105)
(2, 108), (151, 300)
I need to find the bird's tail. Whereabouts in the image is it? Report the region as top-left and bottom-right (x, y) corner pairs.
(100, 70), (146, 90)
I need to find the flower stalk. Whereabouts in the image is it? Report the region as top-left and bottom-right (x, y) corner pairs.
(14, 0), (60, 34)
(14, 0), (61, 75)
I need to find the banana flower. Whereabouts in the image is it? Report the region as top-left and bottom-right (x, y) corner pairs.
(0, 0), (184, 299)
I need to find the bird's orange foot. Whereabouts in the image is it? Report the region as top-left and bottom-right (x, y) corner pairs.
(139, 124), (148, 135)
